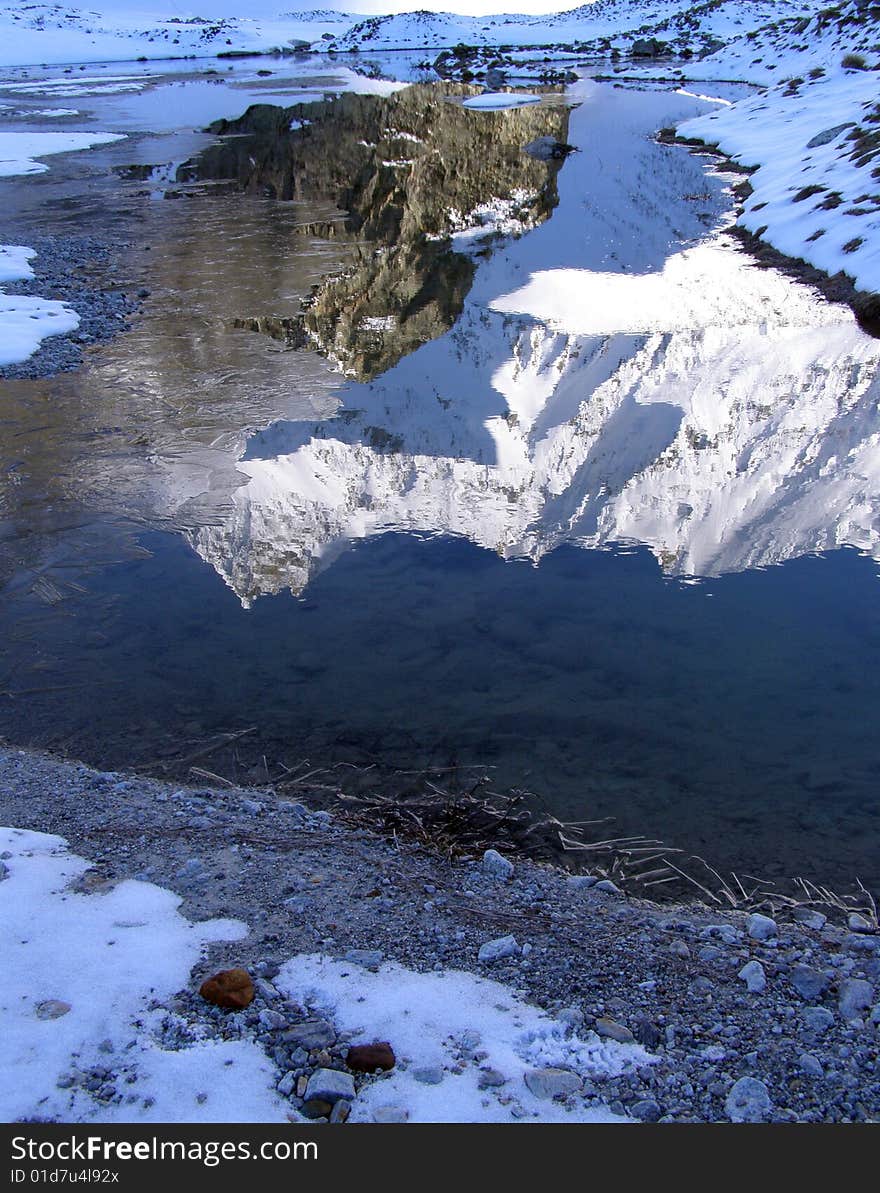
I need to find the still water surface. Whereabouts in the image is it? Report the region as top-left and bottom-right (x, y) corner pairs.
(1, 62), (879, 886)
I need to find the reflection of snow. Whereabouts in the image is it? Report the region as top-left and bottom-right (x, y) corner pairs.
(190, 83), (880, 603)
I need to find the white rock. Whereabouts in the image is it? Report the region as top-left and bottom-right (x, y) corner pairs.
(725, 1076), (773, 1123)
(372, 1105), (409, 1123)
(304, 1068), (355, 1104)
(738, 960), (767, 993)
(838, 978), (874, 1021)
(746, 913), (777, 941)
(478, 934), (519, 963)
(523, 1067), (582, 1099)
(482, 849), (514, 880)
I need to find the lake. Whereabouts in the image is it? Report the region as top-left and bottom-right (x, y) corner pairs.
(2, 59), (879, 889)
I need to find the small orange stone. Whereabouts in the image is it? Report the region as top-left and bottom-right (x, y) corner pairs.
(199, 968), (255, 1010)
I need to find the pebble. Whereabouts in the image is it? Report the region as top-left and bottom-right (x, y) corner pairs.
(738, 960), (767, 994)
(303, 1068), (356, 1104)
(567, 875), (597, 890)
(281, 1019), (335, 1050)
(848, 913), (874, 933)
(344, 948), (384, 971)
(523, 1067), (582, 1099)
(725, 1076), (773, 1123)
(372, 1105), (409, 1123)
(346, 1042), (395, 1072)
(482, 849), (514, 880)
(330, 1099), (351, 1124)
(839, 978), (874, 1021)
(789, 964), (829, 1001)
(594, 879), (622, 896)
(747, 913), (777, 942)
(630, 1098), (662, 1122)
(478, 934), (519, 963)
(594, 1017), (635, 1044)
(35, 999), (71, 1020)
(792, 908), (827, 930)
(798, 1052), (824, 1077)
(412, 1066), (445, 1085)
(802, 1006), (835, 1034)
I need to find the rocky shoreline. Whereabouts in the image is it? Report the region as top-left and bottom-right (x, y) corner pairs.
(0, 233), (141, 380)
(2, 743), (878, 1123)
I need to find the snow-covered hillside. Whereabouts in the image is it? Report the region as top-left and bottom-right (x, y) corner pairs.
(676, 0), (880, 303)
(0, 1), (830, 68)
(333, 1), (819, 53)
(0, 4), (352, 67)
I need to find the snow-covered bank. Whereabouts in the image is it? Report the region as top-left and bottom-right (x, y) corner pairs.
(0, 129), (124, 176)
(0, 826), (284, 1123)
(0, 823), (639, 1123)
(0, 243), (80, 366)
(678, 56), (880, 301)
(1, 747), (879, 1124)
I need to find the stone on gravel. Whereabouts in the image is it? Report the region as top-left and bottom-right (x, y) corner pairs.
(482, 849), (514, 880)
(594, 1017), (635, 1043)
(848, 913), (874, 933)
(789, 965), (828, 1001)
(478, 934), (519, 963)
(281, 1019), (335, 1050)
(300, 1099), (332, 1120)
(477, 1068), (506, 1089)
(738, 960), (767, 993)
(799, 1052), (824, 1077)
(630, 1098), (662, 1122)
(839, 978), (874, 1021)
(304, 1068), (356, 1104)
(792, 908), (827, 930)
(346, 1042), (395, 1072)
(523, 1067), (582, 1099)
(330, 1099), (351, 1123)
(344, 948), (384, 971)
(802, 1006), (834, 1034)
(199, 968), (254, 1010)
(594, 879), (622, 895)
(725, 1076), (773, 1122)
(747, 913), (777, 941)
(567, 875), (598, 890)
(633, 1018), (662, 1049)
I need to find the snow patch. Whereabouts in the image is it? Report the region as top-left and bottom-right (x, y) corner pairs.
(279, 953), (642, 1123)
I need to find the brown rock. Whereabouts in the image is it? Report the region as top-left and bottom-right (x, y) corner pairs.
(199, 968), (254, 1010)
(300, 1099), (333, 1120)
(346, 1041), (396, 1072)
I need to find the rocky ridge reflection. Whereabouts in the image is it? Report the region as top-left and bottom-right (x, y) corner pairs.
(187, 83), (571, 380)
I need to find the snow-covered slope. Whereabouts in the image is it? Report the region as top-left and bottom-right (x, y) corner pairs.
(0, 1), (828, 69)
(334, 0), (818, 53)
(0, 4), (353, 68)
(676, 1), (880, 301)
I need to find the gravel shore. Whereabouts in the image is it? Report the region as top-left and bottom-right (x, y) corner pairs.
(2, 743), (878, 1123)
(0, 234), (139, 379)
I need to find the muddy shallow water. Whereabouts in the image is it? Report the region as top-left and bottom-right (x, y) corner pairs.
(2, 64), (880, 889)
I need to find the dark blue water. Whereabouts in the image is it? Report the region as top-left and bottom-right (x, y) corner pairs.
(2, 524), (879, 887)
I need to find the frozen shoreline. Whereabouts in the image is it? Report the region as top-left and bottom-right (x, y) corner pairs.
(1, 743), (879, 1124)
